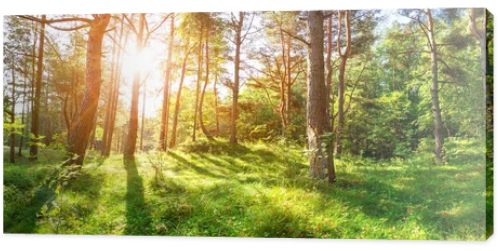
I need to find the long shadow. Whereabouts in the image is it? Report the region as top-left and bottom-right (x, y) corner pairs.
(315, 166), (486, 239)
(124, 157), (153, 235)
(168, 152), (227, 179)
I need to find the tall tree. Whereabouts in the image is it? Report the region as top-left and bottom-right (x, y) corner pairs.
(199, 20), (213, 139)
(29, 15), (46, 160)
(425, 9), (445, 163)
(306, 11), (335, 182)
(228, 12), (252, 144)
(124, 14), (146, 159)
(334, 10), (352, 156)
(9, 68), (17, 163)
(65, 14), (111, 166)
(159, 15), (175, 151)
(169, 44), (192, 148)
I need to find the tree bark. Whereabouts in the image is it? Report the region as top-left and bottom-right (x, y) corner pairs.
(169, 46), (191, 148)
(214, 74), (220, 135)
(199, 25), (212, 139)
(101, 22), (120, 156)
(29, 15), (46, 161)
(426, 9), (445, 163)
(124, 14), (146, 159)
(325, 14), (336, 183)
(140, 81), (147, 151)
(192, 24), (204, 142)
(230, 12), (244, 145)
(307, 11), (335, 181)
(10, 68), (16, 163)
(159, 15), (175, 151)
(335, 10), (351, 156)
(65, 14), (111, 166)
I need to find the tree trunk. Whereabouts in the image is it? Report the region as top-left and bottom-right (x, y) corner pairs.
(214, 74), (220, 135)
(29, 15), (46, 161)
(325, 14), (336, 183)
(279, 29), (288, 133)
(426, 9), (445, 163)
(65, 14), (111, 166)
(124, 14), (145, 159)
(192, 25), (204, 142)
(230, 12), (244, 145)
(140, 82), (147, 151)
(19, 67), (28, 157)
(10, 68), (16, 163)
(104, 29), (127, 156)
(101, 24), (120, 155)
(159, 15), (175, 151)
(307, 11), (335, 181)
(169, 46), (191, 148)
(199, 26), (212, 139)
(335, 10), (351, 156)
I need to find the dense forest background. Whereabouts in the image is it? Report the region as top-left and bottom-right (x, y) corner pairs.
(3, 9), (493, 239)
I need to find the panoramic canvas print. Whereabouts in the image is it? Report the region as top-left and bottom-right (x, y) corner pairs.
(2, 8), (493, 240)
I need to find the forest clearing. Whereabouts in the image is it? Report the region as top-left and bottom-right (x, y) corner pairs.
(3, 9), (493, 239)
(3, 138), (490, 239)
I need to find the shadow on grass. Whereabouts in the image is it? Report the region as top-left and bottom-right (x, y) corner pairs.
(315, 166), (487, 239)
(124, 157), (153, 235)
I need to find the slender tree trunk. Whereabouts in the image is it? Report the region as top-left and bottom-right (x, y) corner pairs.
(279, 28), (288, 133)
(124, 14), (145, 159)
(29, 15), (46, 161)
(325, 14), (336, 183)
(335, 10), (351, 156)
(104, 30), (127, 156)
(214, 74), (220, 135)
(426, 9), (445, 163)
(65, 14), (111, 166)
(19, 68), (28, 157)
(169, 46), (191, 148)
(101, 25), (119, 155)
(199, 26), (212, 139)
(307, 11), (335, 181)
(286, 34), (292, 126)
(230, 12), (244, 145)
(159, 15), (175, 151)
(10, 68), (16, 163)
(140, 82), (147, 151)
(192, 25), (204, 142)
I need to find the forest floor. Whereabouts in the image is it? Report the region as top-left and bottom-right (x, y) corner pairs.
(3, 139), (492, 240)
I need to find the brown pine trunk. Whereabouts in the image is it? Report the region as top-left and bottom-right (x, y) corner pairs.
(169, 46), (191, 148)
(199, 26), (212, 139)
(140, 82), (147, 151)
(426, 9), (445, 163)
(279, 28), (288, 133)
(192, 25), (204, 142)
(230, 12), (244, 145)
(65, 14), (111, 166)
(101, 24), (120, 155)
(307, 11), (335, 181)
(335, 11), (351, 156)
(159, 15), (175, 151)
(19, 68), (28, 157)
(29, 15), (46, 161)
(104, 29), (127, 156)
(325, 14), (335, 183)
(124, 14), (145, 159)
(214, 74), (220, 135)
(10, 68), (16, 163)
(285, 34), (292, 126)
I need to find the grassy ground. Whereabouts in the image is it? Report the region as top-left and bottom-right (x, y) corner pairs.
(3, 138), (490, 240)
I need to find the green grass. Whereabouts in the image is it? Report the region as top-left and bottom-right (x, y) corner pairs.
(3, 138), (490, 240)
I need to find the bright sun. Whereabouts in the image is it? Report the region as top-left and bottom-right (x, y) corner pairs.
(120, 40), (166, 117)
